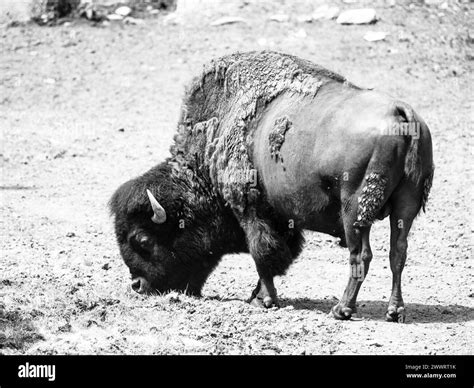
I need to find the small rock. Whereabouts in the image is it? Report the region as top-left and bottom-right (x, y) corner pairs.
(118, 128), (125, 132)
(66, 232), (76, 238)
(336, 9), (377, 25)
(363, 31), (388, 42)
(210, 16), (246, 27)
(107, 14), (123, 21)
(369, 341), (383, 347)
(115, 6), (132, 17)
(268, 14), (289, 23)
(102, 263), (111, 270)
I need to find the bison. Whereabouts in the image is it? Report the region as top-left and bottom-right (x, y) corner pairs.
(110, 51), (434, 322)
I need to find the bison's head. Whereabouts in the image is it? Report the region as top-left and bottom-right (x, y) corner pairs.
(109, 163), (225, 296)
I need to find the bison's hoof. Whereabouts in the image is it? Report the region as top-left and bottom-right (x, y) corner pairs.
(249, 296), (279, 309)
(385, 306), (406, 323)
(331, 304), (353, 320)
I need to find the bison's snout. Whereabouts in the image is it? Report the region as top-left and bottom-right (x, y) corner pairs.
(131, 277), (151, 294)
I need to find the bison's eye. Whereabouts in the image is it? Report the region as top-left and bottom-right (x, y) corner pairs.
(130, 233), (154, 254)
(138, 234), (154, 250)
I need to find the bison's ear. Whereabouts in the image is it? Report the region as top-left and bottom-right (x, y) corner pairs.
(146, 189), (167, 224)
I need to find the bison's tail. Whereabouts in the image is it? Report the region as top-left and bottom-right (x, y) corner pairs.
(395, 101), (434, 212)
(394, 101), (422, 185)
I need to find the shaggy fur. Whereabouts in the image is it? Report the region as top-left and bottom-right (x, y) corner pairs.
(269, 115), (292, 162)
(354, 173), (388, 228)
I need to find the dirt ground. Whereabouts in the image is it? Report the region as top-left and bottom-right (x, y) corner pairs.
(1, 0), (473, 355)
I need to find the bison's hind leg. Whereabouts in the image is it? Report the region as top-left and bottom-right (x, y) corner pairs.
(331, 173), (388, 320)
(386, 181), (423, 323)
(332, 221), (373, 321)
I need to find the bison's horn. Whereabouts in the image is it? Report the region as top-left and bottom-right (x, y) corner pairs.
(146, 189), (167, 224)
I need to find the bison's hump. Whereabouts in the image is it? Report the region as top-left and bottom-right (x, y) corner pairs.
(171, 51), (355, 214)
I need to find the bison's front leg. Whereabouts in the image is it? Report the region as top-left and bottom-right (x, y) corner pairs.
(248, 278), (278, 308)
(240, 217), (295, 308)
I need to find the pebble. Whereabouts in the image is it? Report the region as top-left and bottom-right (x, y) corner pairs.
(368, 341), (383, 347)
(363, 31), (388, 42)
(336, 9), (377, 25)
(115, 6), (132, 17)
(107, 14), (123, 21)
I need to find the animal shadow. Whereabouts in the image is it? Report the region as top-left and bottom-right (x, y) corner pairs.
(280, 297), (474, 324)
